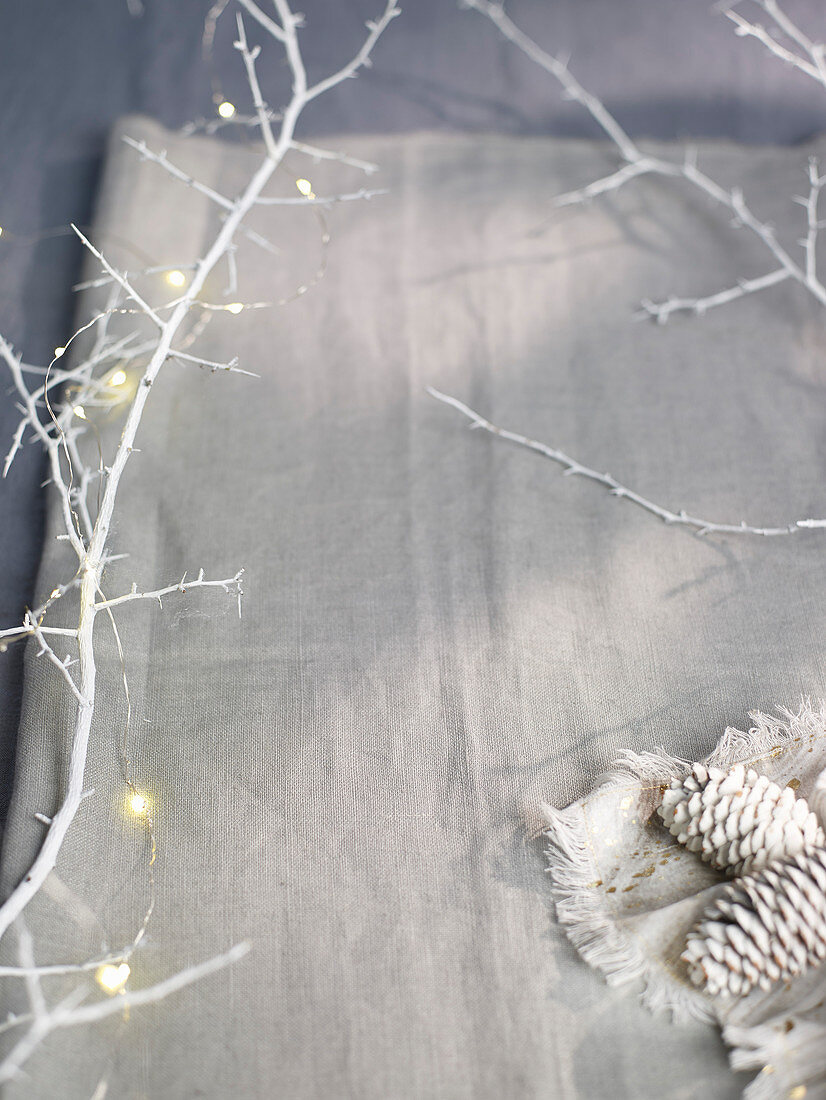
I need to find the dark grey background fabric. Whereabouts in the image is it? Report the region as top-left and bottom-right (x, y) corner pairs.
(2, 0), (826, 813)
(3, 113), (826, 1097)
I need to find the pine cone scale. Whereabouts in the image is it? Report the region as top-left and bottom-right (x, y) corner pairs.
(684, 847), (826, 997)
(659, 763), (825, 876)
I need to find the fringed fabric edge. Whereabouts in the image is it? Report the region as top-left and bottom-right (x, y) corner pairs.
(724, 1016), (826, 1100)
(539, 700), (826, 1099)
(540, 748), (715, 1026)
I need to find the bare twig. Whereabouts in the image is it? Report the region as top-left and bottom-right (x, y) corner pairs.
(253, 186), (388, 206)
(0, 336), (86, 559)
(121, 138), (236, 211)
(0, 941), (250, 1084)
(462, 0), (826, 320)
(725, 2), (826, 89)
(289, 139), (379, 175)
(427, 387), (826, 537)
(28, 619), (88, 707)
(70, 226), (165, 329)
(635, 268), (790, 323)
(0, 948), (129, 980)
(93, 569), (244, 612)
(235, 0), (286, 43)
(554, 158), (663, 207)
(798, 156), (826, 285)
(460, 0), (639, 161)
(234, 12), (280, 159)
(168, 349), (258, 376)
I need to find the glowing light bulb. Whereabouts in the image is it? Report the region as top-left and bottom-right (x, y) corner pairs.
(109, 369), (128, 387)
(225, 302), (243, 315)
(54, 346), (66, 358)
(295, 178), (314, 198)
(96, 963), (130, 994)
(0, 226), (4, 237)
(217, 101), (236, 119)
(73, 405), (87, 420)
(129, 792), (148, 815)
(165, 269), (186, 288)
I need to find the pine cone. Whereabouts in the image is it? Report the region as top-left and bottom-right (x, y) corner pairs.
(683, 846), (826, 997)
(658, 763), (824, 876)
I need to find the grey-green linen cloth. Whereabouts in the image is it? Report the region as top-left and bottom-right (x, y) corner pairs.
(3, 117), (826, 1098)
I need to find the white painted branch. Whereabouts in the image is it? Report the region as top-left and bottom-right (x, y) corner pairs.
(194, 299), (271, 313)
(236, 0), (287, 43)
(182, 110), (280, 138)
(63, 942), (250, 1027)
(70, 226), (165, 329)
(121, 138), (236, 211)
(253, 186), (388, 206)
(0, 625), (78, 642)
(16, 924), (47, 1025)
(74, 267), (195, 293)
(3, 421), (27, 479)
(303, 2), (402, 103)
(234, 13), (280, 160)
(0, 952), (127, 979)
(427, 387), (826, 537)
(725, 4), (826, 88)
(554, 158), (664, 207)
(289, 140), (379, 175)
(0, 337), (86, 560)
(464, 0), (826, 318)
(635, 267), (791, 322)
(756, 0), (825, 60)
(233, 220), (282, 256)
(93, 570), (244, 611)
(29, 619), (88, 707)
(799, 156), (826, 285)
(0, 943), (250, 1084)
(225, 244), (238, 297)
(0, 0), (400, 949)
(461, 0), (640, 162)
(0, 5), (395, 1082)
(65, 435), (96, 543)
(168, 349), (258, 377)
(0, 1012), (34, 1038)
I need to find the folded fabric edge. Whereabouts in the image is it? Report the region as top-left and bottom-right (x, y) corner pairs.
(709, 700), (826, 826)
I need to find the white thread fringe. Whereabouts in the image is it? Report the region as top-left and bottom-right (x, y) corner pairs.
(541, 752), (714, 1026)
(539, 700), (826, 1098)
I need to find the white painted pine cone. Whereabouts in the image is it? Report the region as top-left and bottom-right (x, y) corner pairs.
(658, 763), (824, 877)
(683, 846), (826, 997)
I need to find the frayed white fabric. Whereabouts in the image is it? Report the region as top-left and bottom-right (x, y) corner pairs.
(541, 701), (826, 1099)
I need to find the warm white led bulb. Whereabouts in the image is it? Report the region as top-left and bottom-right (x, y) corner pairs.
(165, 269), (186, 288)
(54, 346), (66, 358)
(225, 302), (244, 315)
(295, 178), (314, 197)
(73, 405), (87, 420)
(109, 369), (128, 387)
(217, 101), (236, 119)
(96, 963), (130, 994)
(129, 792), (148, 815)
